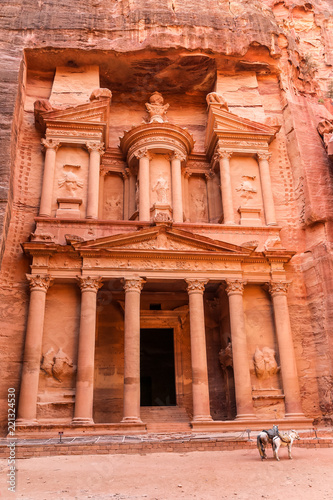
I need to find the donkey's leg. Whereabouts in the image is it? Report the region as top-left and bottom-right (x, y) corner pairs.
(288, 442), (292, 459)
(273, 439), (280, 461)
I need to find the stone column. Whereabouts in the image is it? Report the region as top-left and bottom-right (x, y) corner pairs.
(268, 282), (304, 417)
(225, 280), (256, 419)
(257, 152), (277, 226)
(16, 275), (53, 424)
(182, 167), (191, 221)
(128, 169), (137, 218)
(171, 152), (185, 223)
(122, 169), (130, 220)
(186, 279), (212, 422)
(86, 142), (104, 219)
(135, 149), (151, 222)
(215, 149), (235, 225)
(122, 277), (145, 423)
(72, 276), (103, 424)
(39, 139), (60, 217)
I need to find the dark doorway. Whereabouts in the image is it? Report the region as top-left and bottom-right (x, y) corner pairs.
(140, 328), (176, 406)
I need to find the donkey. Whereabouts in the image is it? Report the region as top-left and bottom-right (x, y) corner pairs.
(257, 425), (279, 460)
(272, 430), (300, 461)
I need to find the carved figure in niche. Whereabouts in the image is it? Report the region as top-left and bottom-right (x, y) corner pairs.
(105, 195), (122, 219)
(152, 175), (169, 204)
(41, 348), (75, 382)
(253, 346), (280, 379)
(236, 175), (257, 203)
(219, 342), (233, 371)
(191, 192), (207, 221)
(206, 92), (229, 111)
(145, 92), (169, 123)
(58, 170), (83, 196)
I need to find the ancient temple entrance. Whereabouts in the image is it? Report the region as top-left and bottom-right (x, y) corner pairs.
(140, 328), (177, 406)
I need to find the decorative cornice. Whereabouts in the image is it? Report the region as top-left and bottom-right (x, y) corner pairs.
(225, 279), (247, 295)
(123, 277), (145, 293)
(185, 278), (208, 293)
(27, 274), (53, 292)
(77, 276), (103, 292)
(267, 281), (290, 296)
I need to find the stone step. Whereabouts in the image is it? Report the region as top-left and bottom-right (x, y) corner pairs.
(140, 406), (190, 423)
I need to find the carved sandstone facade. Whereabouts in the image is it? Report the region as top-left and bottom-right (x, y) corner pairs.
(1, 1), (333, 435)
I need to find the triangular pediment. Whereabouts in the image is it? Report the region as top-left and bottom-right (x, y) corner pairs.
(72, 226), (253, 256)
(211, 108), (276, 135)
(41, 99), (110, 125)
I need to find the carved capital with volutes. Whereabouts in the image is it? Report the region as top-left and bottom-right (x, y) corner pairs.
(185, 278), (208, 294)
(134, 148), (152, 160)
(215, 148), (232, 161)
(41, 138), (60, 152)
(27, 274), (53, 292)
(171, 151), (186, 162)
(225, 279), (247, 296)
(86, 141), (105, 156)
(267, 281), (290, 297)
(77, 276), (103, 293)
(123, 277), (145, 293)
(257, 152), (271, 162)
(182, 167), (192, 179)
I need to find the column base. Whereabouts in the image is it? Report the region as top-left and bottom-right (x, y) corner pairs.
(285, 412), (308, 420)
(121, 416), (143, 424)
(16, 418), (38, 426)
(192, 415), (213, 422)
(71, 417), (94, 425)
(235, 414), (257, 420)
(267, 222), (278, 226)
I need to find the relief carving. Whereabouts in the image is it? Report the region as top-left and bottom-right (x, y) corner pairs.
(58, 170), (83, 196)
(152, 175), (169, 204)
(145, 92), (169, 123)
(206, 92), (229, 111)
(104, 195), (122, 219)
(219, 342), (233, 371)
(191, 192), (207, 221)
(253, 346), (280, 379)
(41, 347), (75, 382)
(263, 236), (283, 250)
(236, 175), (257, 203)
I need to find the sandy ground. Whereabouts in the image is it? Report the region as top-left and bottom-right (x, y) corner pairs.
(0, 447), (332, 500)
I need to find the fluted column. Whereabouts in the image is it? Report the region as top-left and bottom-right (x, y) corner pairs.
(72, 276), (103, 424)
(215, 149), (235, 225)
(17, 275), (53, 424)
(226, 280), (256, 419)
(122, 169), (130, 220)
(171, 152), (185, 223)
(257, 152), (277, 226)
(135, 149), (151, 221)
(39, 139), (60, 217)
(268, 282), (304, 417)
(186, 279), (212, 422)
(86, 142), (104, 219)
(122, 277), (145, 423)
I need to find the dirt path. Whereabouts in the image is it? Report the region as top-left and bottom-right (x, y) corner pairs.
(0, 448), (332, 500)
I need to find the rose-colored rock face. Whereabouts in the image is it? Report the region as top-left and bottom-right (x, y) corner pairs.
(0, 1), (333, 434)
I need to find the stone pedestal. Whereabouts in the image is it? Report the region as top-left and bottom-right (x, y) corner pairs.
(238, 207), (262, 226)
(56, 198), (82, 219)
(150, 203), (173, 222)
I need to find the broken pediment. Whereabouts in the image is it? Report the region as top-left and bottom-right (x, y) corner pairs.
(205, 98), (278, 159)
(72, 225), (253, 256)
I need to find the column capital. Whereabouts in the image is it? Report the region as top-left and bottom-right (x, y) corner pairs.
(77, 276), (103, 292)
(86, 141), (105, 155)
(225, 279), (247, 296)
(122, 168), (130, 180)
(257, 151), (272, 162)
(124, 277), (145, 293)
(134, 148), (152, 160)
(182, 167), (192, 179)
(205, 169), (215, 181)
(215, 148), (232, 161)
(267, 281), (290, 296)
(41, 138), (60, 152)
(27, 274), (53, 292)
(186, 278), (208, 294)
(171, 151), (186, 162)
